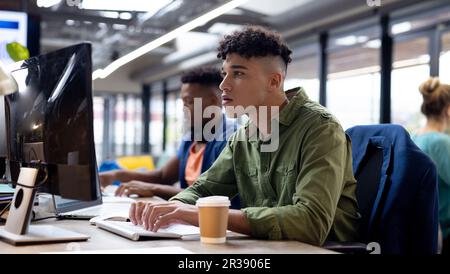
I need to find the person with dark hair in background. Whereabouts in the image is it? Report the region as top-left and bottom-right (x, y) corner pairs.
(99, 67), (238, 205)
(412, 77), (450, 254)
(129, 26), (359, 246)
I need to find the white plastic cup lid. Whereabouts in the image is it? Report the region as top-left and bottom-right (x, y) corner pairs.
(196, 196), (230, 207)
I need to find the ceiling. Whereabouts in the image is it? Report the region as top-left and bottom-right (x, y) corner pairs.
(30, 0), (231, 70)
(0, 0), (432, 92)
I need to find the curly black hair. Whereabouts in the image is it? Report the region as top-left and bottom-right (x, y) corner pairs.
(217, 26), (292, 67)
(180, 67), (223, 87)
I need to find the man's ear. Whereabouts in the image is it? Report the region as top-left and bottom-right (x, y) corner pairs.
(269, 72), (283, 91)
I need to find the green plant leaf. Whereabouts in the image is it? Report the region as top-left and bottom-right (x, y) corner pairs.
(6, 42), (30, 62)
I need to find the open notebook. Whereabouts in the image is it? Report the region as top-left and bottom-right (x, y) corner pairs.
(95, 219), (201, 241)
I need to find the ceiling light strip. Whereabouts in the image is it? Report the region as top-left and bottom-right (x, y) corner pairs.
(93, 0), (248, 80)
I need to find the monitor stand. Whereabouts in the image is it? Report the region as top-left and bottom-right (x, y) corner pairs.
(0, 167), (89, 245)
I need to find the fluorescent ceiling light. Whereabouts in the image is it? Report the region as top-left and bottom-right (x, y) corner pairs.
(391, 22), (411, 35)
(65, 19), (75, 26)
(36, 0), (61, 8)
(93, 0), (249, 80)
(119, 12), (133, 20)
(335, 35), (368, 46)
(81, 0), (171, 12)
(356, 36), (369, 43)
(100, 11), (120, 19)
(365, 39), (381, 49)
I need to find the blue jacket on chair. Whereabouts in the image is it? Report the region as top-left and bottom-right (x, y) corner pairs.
(346, 124), (439, 254)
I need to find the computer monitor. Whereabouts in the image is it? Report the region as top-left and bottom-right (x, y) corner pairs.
(0, 96), (6, 177)
(1, 10), (33, 178)
(4, 43), (101, 211)
(0, 10), (28, 66)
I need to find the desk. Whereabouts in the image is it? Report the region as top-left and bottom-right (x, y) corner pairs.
(0, 198), (337, 254)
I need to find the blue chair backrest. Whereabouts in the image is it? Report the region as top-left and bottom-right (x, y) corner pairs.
(346, 124), (439, 254)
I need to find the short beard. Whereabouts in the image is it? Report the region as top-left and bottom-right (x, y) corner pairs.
(189, 118), (219, 143)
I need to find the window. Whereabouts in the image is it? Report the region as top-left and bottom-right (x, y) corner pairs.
(285, 42), (320, 101)
(327, 26), (381, 130)
(391, 36), (429, 132)
(93, 96), (104, 162)
(166, 91), (183, 155)
(113, 95), (126, 157)
(124, 96), (142, 155)
(150, 90), (164, 157)
(132, 96), (143, 155)
(94, 94), (145, 163)
(440, 31), (450, 83)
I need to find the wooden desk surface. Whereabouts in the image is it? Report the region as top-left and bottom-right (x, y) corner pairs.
(0, 198), (336, 254)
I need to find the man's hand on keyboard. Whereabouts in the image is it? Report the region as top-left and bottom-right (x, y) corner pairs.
(129, 201), (198, 232)
(115, 181), (156, 197)
(99, 170), (119, 189)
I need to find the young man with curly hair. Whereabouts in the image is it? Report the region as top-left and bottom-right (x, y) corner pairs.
(99, 67), (238, 205)
(130, 26), (359, 246)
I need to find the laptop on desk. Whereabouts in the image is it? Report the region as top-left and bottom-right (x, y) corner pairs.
(57, 194), (165, 220)
(56, 194), (135, 220)
(58, 202), (132, 220)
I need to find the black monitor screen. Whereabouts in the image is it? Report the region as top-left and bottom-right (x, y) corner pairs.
(4, 43), (100, 203)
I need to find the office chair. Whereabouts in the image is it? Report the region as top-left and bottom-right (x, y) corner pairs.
(325, 124), (439, 254)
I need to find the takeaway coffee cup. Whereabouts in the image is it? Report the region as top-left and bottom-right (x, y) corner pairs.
(196, 196), (230, 244)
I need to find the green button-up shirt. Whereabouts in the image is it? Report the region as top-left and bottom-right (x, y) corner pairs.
(170, 87), (360, 245)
